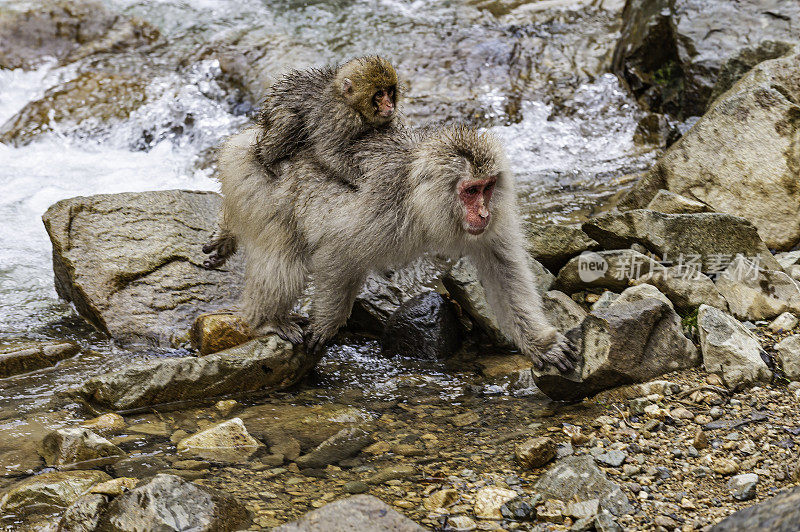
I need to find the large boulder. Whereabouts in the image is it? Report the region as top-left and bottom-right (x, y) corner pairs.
(612, 0), (800, 116)
(710, 485), (800, 532)
(715, 256), (800, 320)
(96, 474), (251, 531)
(0, 470), (110, 518)
(73, 336), (317, 410)
(0, 339), (79, 378)
(697, 305), (772, 389)
(534, 298), (698, 401)
(524, 222), (599, 272)
(618, 52), (800, 250)
(582, 210), (780, 272)
(42, 190), (244, 348)
(555, 249), (659, 293)
(381, 292), (462, 360)
(542, 290), (588, 334)
(631, 266), (728, 313)
(39, 428), (125, 469)
(273, 495), (425, 532)
(535, 455), (631, 517)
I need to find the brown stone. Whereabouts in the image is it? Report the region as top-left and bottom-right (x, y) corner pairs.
(515, 437), (557, 469)
(190, 312), (253, 355)
(0, 340), (79, 378)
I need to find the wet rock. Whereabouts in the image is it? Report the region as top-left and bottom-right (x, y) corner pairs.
(39, 427), (125, 469)
(127, 421), (169, 437)
(111, 455), (169, 478)
(0, 339), (79, 378)
(698, 305), (771, 389)
(728, 473), (758, 501)
(475, 354), (532, 379)
(57, 493), (108, 532)
(646, 190), (708, 214)
(515, 437), (556, 469)
(0, 72), (149, 147)
(0, 1), (119, 69)
(0, 448), (43, 478)
(556, 250), (659, 293)
(774, 335), (800, 381)
(716, 256), (800, 320)
(524, 222), (599, 272)
(609, 284), (673, 311)
(535, 456), (631, 516)
(538, 499), (566, 523)
(543, 290), (588, 334)
(214, 399), (240, 418)
(0, 470), (110, 517)
(273, 494), (424, 531)
(612, 0), (800, 116)
(348, 258), (445, 335)
(423, 489), (458, 511)
(534, 298), (698, 401)
(447, 515), (477, 531)
(80, 413), (126, 435)
(712, 484), (800, 531)
(501, 496), (538, 521)
(442, 257), (552, 345)
(473, 486), (518, 520)
(596, 450), (627, 468)
(342, 481), (369, 494)
(770, 312), (798, 333)
(42, 191), (244, 348)
(238, 404), (371, 452)
(583, 210), (780, 272)
(631, 266), (728, 313)
(96, 473), (250, 531)
(75, 336), (316, 410)
(381, 292), (462, 360)
(618, 51), (800, 250)
(295, 426), (374, 469)
(190, 312), (253, 355)
(367, 464), (416, 485)
(90, 477), (137, 496)
(177, 418), (263, 463)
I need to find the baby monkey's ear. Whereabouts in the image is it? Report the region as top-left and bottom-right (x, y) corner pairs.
(341, 78), (353, 95)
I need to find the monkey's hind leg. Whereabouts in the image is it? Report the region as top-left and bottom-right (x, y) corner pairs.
(242, 250), (308, 344)
(202, 224), (238, 269)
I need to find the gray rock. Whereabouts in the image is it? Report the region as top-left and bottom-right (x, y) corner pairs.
(176, 418), (263, 463)
(774, 335), (800, 381)
(618, 51), (800, 251)
(0, 470), (111, 517)
(612, 0), (800, 116)
(631, 266), (728, 313)
(728, 473), (758, 501)
(524, 222), (599, 272)
(769, 312), (799, 333)
(609, 284), (672, 311)
(0, 339), (79, 378)
(42, 191), (244, 348)
(543, 291), (588, 334)
(716, 256), (800, 320)
(273, 494), (425, 531)
(73, 336), (317, 410)
(348, 258), (445, 335)
(39, 427), (125, 469)
(534, 456), (631, 517)
(646, 190), (708, 214)
(775, 251), (800, 271)
(583, 210), (780, 272)
(711, 484), (800, 531)
(596, 450), (627, 468)
(556, 250), (659, 293)
(381, 291), (462, 360)
(697, 305), (771, 389)
(534, 298), (698, 401)
(96, 473), (250, 531)
(591, 291), (620, 312)
(57, 493), (108, 532)
(295, 426), (374, 469)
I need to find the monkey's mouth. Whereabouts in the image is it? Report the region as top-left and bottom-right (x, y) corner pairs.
(377, 108), (394, 118)
(465, 220), (489, 235)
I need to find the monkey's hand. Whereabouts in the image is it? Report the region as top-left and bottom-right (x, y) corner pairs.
(201, 234), (237, 269)
(305, 326), (334, 356)
(533, 332), (580, 373)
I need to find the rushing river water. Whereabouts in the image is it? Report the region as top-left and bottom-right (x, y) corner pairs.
(0, 0), (658, 456)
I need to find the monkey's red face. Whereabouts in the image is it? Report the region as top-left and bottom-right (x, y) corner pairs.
(373, 87), (395, 118)
(458, 177), (496, 235)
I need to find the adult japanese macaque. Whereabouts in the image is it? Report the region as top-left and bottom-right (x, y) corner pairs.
(216, 124), (579, 372)
(203, 56), (399, 268)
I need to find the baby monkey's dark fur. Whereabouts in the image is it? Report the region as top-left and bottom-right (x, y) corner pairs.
(203, 56), (400, 268)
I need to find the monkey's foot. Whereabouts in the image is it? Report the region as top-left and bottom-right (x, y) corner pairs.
(534, 332), (580, 373)
(256, 320), (304, 344)
(202, 234), (237, 269)
(305, 327), (334, 356)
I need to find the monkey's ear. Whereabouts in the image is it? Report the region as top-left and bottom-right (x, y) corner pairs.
(341, 78), (353, 94)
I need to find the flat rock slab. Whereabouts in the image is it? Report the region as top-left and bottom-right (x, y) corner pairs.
(42, 190), (244, 348)
(0, 339), (79, 378)
(73, 336), (317, 411)
(711, 485), (800, 532)
(273, 495), (425, 532)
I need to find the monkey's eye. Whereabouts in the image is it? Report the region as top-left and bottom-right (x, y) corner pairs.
(387, 87), (395, 97)
(485, 182), (494, 191)
(465, 186), (479, 196)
